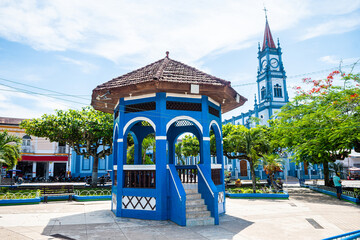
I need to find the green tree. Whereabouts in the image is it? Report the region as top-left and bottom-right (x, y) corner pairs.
(126, 133), (155, 164)
(181, 135), (200, 160)
(262, 153), (283, 190)
(20, 107), (113, 186)
(223, 124), (270, 193)
(175, 142), (185, 165)
(271, 70), (359, 186)
(0, 131), (21, 184)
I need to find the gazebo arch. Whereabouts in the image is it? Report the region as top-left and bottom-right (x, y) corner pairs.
(91, 52), (246, 226)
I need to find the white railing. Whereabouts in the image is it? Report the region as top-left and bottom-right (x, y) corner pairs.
(196, 165), (214, 197)
(167, 165), (182, 201)
(211, 164), (222, 169)
(123, 165), (156, 170)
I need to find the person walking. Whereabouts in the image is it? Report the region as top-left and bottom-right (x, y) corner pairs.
(333, 172), (342, 200)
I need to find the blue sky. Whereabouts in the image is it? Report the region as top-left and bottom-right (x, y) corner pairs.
(0, 0), (359, 120)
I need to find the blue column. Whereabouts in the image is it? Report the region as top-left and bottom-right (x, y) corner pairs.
(155, 92), (167, 220)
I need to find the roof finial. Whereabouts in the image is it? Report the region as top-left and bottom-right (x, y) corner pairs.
(263, 5), (268, 21)
(166, 51), (169, 58)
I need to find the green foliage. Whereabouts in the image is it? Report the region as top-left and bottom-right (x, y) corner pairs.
(175, 142), (185, 165)
(126, 133), (155, 164)
(181, 135), (199, 158)
(20, 107), (113, 186)
(270, 71), (359, 186)
(0, 130), (21, 169)
(223, 123), (270, 193)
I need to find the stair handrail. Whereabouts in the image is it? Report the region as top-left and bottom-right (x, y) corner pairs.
(167, 165), (182, 201)
(196, 165), (214, 197)
(322, 230), (360, 240)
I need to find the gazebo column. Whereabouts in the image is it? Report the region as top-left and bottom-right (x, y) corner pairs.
(114, 98), (126, 217)
(200, 96), (211, 168)
(155, 92), (168, 220)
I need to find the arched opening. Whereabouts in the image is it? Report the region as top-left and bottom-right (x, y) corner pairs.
(123, 119), (156, 188)
(167, 118), (202, 184)
(261, 86), (266, 100)
(274, 84), (282, 98)
(123, 120), (156, 166)
(209, 121), (222, 185)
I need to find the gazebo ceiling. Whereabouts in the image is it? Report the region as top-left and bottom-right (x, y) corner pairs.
(91, 52), (247, 113)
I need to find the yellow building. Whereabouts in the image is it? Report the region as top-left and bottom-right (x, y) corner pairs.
(0, 117), (70, 179)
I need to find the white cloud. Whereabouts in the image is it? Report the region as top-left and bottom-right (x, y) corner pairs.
(58, 56), (97, 73)
(301, 13), (360, 40)
(0, 0), (310, 65)
(0, 85), (81, 118)
(319, 55), (360, 66)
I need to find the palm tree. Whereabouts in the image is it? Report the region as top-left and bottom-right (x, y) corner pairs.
(0, 131), (21, 184)
(262, 154), (284, 190)
(226, 125), (270, 193)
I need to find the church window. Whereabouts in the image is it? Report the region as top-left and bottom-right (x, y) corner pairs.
(261, 86), (266, 100)
(274, 84), (282, 98)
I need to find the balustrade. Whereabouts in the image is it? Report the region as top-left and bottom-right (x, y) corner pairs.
(176, 165), (197, 183)
(123, 169), (156, 188)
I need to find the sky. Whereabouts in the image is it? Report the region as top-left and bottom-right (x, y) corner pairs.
(0, 0), (359, 120)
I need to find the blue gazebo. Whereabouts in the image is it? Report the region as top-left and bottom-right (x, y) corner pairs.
(91, 52), (246, 226)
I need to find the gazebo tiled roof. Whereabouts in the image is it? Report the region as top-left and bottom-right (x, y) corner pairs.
(92, 53), (247, 113)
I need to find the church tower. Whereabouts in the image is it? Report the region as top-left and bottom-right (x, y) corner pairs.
(256, 14), (289, 122)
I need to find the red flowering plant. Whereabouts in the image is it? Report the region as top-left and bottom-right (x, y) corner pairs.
(273, 68), (359, 186)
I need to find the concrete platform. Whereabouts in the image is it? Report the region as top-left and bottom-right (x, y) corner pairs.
(0, 188), (359, 239)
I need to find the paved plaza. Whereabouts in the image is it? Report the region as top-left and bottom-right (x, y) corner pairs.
(0, 187), (359, 240)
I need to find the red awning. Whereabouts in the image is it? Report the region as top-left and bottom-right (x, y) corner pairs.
(21, 155), (68, 162)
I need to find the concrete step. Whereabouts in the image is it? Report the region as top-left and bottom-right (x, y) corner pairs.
(186, 210), (211, 218)
(186, 193), (202, 200)
(186, 199), (204, 206)
(186, 204), (207, 212)
(186, 217), (214, 226)
(183, 183), (198, 190)
(185, 189), (198, 194)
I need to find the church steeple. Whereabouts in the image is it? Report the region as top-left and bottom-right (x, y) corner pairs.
(262, 18), (276, 50)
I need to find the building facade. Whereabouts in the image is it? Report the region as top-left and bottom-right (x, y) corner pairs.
(222, 17), (325, 180)
(0, 117), (70, 180)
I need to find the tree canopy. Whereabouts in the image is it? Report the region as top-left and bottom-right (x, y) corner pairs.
(20, 107), (113, 186)
(271, 70), (360, 185)
(0, 130), (21, 170)
(223, 123), (270, 193)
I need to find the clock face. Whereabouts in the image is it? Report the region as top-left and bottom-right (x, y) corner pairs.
(262, 60), (267, 69)
(270, 58), (279, 68)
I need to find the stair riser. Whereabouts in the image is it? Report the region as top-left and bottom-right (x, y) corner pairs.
(186, 206), (207, 212)
(186, 200), (204, 206)
(186, 218), (214, 226)
(186, 212), (210, 218)
(186, 194), (202, 199)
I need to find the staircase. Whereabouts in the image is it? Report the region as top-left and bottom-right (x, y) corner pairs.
(183, 183), (214, 226)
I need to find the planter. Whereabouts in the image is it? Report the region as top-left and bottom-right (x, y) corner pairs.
(73, 195), (111, 201)
(0, 197), (41, 206)
(309, 186), (360, 204)
(226, 192), (289, 199)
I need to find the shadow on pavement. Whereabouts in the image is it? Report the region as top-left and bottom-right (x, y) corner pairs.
(41, 207), (253, 240)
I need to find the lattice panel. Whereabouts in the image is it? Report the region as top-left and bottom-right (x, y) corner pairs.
(166, 101), (202, 111)
(122, 196), (156, 211)
(209, 106), (220, 117)
(218, 191), (224, 203)
(125, 101), (156, 113)
(174, 120), (194, 127)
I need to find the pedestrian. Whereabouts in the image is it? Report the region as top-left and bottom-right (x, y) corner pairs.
(267, 175), (271, 188)
(333, 172), (342, 200)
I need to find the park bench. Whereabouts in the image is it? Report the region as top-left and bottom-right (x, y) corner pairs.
(41, 185), (74, 203)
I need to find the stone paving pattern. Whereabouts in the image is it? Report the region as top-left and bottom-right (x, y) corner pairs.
(0, 187), (359, 240)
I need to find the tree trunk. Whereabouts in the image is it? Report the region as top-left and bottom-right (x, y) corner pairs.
(91, 156), (99, 187)
(323, 160), (330, 186)
(250, 160), (256, 193)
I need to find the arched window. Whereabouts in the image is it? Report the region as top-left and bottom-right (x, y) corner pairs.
(22, 135), (31, 146)
(261, 86), (266, 100)
(274, 84), (282, 98)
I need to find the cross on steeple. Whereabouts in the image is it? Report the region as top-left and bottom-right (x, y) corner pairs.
(263, 6), (268, 20)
